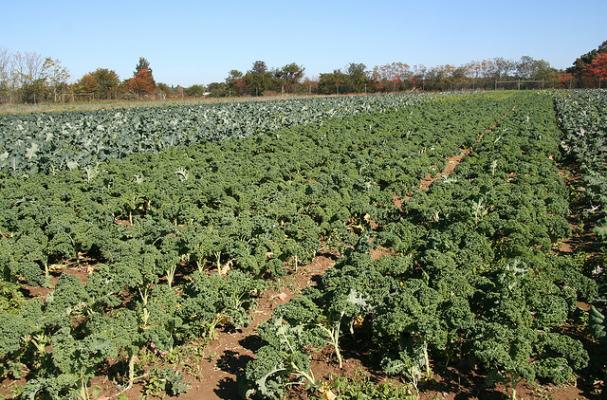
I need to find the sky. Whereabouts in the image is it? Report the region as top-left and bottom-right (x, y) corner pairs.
(2, 0), (606, 86)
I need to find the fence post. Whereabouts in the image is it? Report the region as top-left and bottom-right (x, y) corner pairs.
(517, 80), (521, 90)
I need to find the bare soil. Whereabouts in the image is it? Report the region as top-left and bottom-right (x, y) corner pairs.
(369, 246), (396, 261)
(419, 149), (471, 191)
(177, 255), (335, 400)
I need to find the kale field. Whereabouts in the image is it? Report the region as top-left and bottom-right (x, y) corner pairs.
(0, 91), (606, 400)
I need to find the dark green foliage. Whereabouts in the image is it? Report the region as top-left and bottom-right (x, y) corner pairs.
(180, 271), (264, 340)
(1, 92), (568, 397)
(245, 93), (597, 398)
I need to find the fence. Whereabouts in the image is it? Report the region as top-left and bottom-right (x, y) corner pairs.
(57, 92), (96, 103)
(494, 78), (604, 90)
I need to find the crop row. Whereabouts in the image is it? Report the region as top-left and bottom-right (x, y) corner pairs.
(0, 94), (426, 175)
(556, 90), (607, 226)
(554, 89), (607, 384)
(0, 94), (514, 398)
(244, 93), (596, 399)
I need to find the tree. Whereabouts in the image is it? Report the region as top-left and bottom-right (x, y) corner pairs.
(157, 83), (179, 98)
(244, 60), (272, 96)
(589, 52), (607, 86)
(451, 64), (472, 87)
(184, 84), (205, 97)
(372, 62), (410, 92)
(566, 40), (607, 87)
(225, 69), (246, 96)
(125, 57), (156, 96)
(251, 60), (267, 74)
(0, 48), (10, 100)
(318, 70), (350, 94)
(347, 63), (369, 93)
(134, 57), (153, 75)
(568, 40), (607, 76)
(274, 63), (305, 94)
(92, 68), (120, 99)
(515, 56), (554, 80)
(227, 69), (243, 81)
(556, 72), (573, 88)
(0, 48), (9, 82)
(0, 50), (76, 103)
(0, 50), (59, 102)
(12, 51), (45, 87)
(411, 64), (428, 90)
(76, 68), (120, 99)
(491, 57), (516, 79)
(11, 54), (69, 103)
(42, 58), (70, 101)
(424, 64), (456, 90)
(206, 82), (228, 97)
(76, 73), (97, 96)
(20, 78), (48, 103)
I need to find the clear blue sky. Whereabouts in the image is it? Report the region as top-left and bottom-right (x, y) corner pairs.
(2, 0), (606, 86)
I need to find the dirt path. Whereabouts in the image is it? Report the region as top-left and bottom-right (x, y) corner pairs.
(177, 255), (335, 400)
(419, 148), (471, 191)
(391, 148), (470, 210)
(393, 117), (503, 210)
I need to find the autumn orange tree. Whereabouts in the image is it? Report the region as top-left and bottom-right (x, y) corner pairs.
(555, 72), (573, 88)
(589, 52), (607, 86)
(126, 57), (156, 96)
(76, 68), (120, 99)
(77, 73), (98, 94)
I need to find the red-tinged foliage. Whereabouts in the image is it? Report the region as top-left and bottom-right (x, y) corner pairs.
(557, 72), (573, 84)
(126, 62), (156, 96)
(589, 53), (607, 81)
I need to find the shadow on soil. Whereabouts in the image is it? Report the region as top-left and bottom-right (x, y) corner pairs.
(213, 350), (253, 399)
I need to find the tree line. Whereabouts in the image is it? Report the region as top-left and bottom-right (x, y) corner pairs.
(567, 40), (607, 87)
(1, 40), (607, 104)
